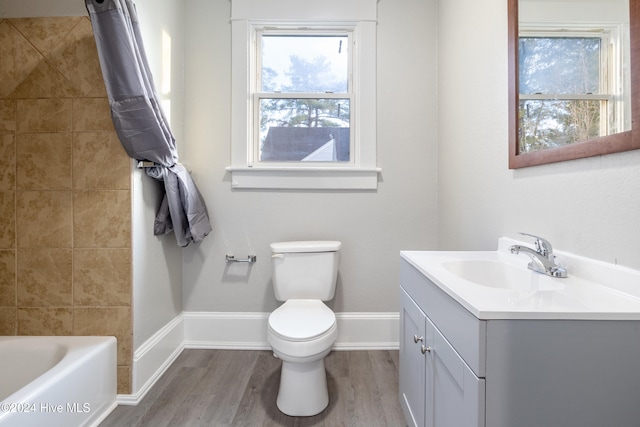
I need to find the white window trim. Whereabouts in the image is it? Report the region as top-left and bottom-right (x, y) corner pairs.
(228, 0), (379, 190)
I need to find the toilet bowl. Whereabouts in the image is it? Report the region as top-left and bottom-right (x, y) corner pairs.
(268, 241), (341, 416)
(267, 299), (337, 416)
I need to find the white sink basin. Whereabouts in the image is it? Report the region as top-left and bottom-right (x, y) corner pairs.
(400, 237), (640, 320)
(442, 259), (563, 291)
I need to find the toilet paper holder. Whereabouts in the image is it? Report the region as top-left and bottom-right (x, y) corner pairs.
(225, 254), (257, 264)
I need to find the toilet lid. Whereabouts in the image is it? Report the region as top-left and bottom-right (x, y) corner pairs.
(270, 241), (341, 253)
(268, 300), (336, 341)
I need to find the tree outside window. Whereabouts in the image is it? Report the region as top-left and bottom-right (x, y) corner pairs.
(518, 34), (613, 153)
(256, 33), (352, 162)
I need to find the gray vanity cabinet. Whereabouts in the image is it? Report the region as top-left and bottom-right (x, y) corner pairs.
(400, 260), (485, 427)
(400, 256), (640, 427)
(429, 316), (484, 427)
(400, 288), (427, 427)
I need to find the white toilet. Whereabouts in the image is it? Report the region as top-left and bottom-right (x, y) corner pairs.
(267, 240), (341, 417)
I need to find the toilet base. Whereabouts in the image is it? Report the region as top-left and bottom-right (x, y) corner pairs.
(276, 357), (329, 416)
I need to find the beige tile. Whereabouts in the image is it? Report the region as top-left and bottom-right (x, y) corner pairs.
(74, 307), (131, 365)
(0, 191), (15, 249)
(17, 307), (72, 335)
(16, 132), (72, 190)
(72, 98), (114, 132)
(117, 365), (131, 395)
(0, 307), (16, 335)
(47, 19), (106, 97)
(73, 190), (131, 248)
(0, 250), (16, 306)
(16, 190), (72, 248)
(16, 98), (72, 133)
(0, 133), (15, 191)
(73, 132), (130, 190)
(0, 99), (16, 132)
(73, 249), (131, 306)
(17, 249), (72, 307)
(0, 20), (44, 98)
(10, 59), (80, 99)
(10, 17), (84, 57)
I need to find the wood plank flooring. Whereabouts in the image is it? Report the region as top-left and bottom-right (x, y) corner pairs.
(100, 349), (407, 427)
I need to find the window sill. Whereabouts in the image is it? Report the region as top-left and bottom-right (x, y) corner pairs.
(225, 166), (381, 190)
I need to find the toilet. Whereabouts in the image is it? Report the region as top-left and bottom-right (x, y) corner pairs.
(267, 240), (341, 416)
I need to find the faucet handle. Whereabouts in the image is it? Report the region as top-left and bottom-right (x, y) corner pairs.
(518, 232), (553, 258)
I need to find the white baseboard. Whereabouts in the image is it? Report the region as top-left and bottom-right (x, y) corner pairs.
(184, 311), (272, 349)
(118, 311), (399, 405)
(183, 311), (399, 350)
(118, 315), (185, 405)
(332, 312), (400, 350)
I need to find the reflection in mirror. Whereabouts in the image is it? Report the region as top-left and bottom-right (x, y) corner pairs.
(519, 0), (631, 152)
(508, 0), (640, 168)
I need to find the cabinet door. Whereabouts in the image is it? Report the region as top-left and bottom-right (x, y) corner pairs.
(400, 289), (427, 427)
(427, 317), (485, 427)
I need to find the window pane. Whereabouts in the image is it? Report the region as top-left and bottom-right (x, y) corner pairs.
(261, 35), (348, 93)
(519, 37), (601, 95)
(519, 99), (602, 152)
(259, 98), (350, 162)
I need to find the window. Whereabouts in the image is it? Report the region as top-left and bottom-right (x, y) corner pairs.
(257, 31), (352, 164)
(229, 0), (379, 189)
(518, 25), (626, 153)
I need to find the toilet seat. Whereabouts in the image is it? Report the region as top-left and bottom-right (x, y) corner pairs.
(268, 299), (336, 342)
(267, 299), (337, 360)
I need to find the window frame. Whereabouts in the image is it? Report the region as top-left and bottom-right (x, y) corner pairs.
(228, 0), (379, 190)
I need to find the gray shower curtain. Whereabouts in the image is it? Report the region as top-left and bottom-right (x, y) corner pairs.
(85, 0), (211, 247)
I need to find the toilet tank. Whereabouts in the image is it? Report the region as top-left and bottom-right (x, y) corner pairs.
(271, 241), (341, 301)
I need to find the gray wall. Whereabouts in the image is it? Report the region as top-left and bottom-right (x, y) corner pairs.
(180, 0), (439, 313)
(131, 0), (184, 349)
(0, 0), (84, 17)
(437, 0), (640, 270)
(7, 0), (637, 334)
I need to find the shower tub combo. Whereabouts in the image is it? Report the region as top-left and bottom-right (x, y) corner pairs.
(0, 336), (117, 427)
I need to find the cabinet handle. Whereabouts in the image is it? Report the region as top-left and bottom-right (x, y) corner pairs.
(413, 335), (424, 343)
(421, 345), (431, 354)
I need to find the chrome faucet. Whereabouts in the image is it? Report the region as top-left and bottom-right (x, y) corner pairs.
(509, 232), (568, 278)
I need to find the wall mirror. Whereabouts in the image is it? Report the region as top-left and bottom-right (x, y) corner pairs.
(509, 0), (640, 168)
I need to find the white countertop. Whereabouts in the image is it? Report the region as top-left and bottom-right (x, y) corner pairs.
(401, 238), (640, 320)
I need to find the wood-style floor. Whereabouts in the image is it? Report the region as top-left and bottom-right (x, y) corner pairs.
(100, 349), (408, 427)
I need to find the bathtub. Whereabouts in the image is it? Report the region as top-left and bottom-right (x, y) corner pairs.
(0, 336), (117, 427)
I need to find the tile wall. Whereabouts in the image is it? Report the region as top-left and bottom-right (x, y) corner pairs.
(0, 16), (133, 393)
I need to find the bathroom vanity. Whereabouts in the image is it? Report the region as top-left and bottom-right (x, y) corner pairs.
(399, 238), (640, 427)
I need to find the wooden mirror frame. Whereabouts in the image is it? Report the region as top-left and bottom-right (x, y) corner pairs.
(508, 0), (640, 168)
